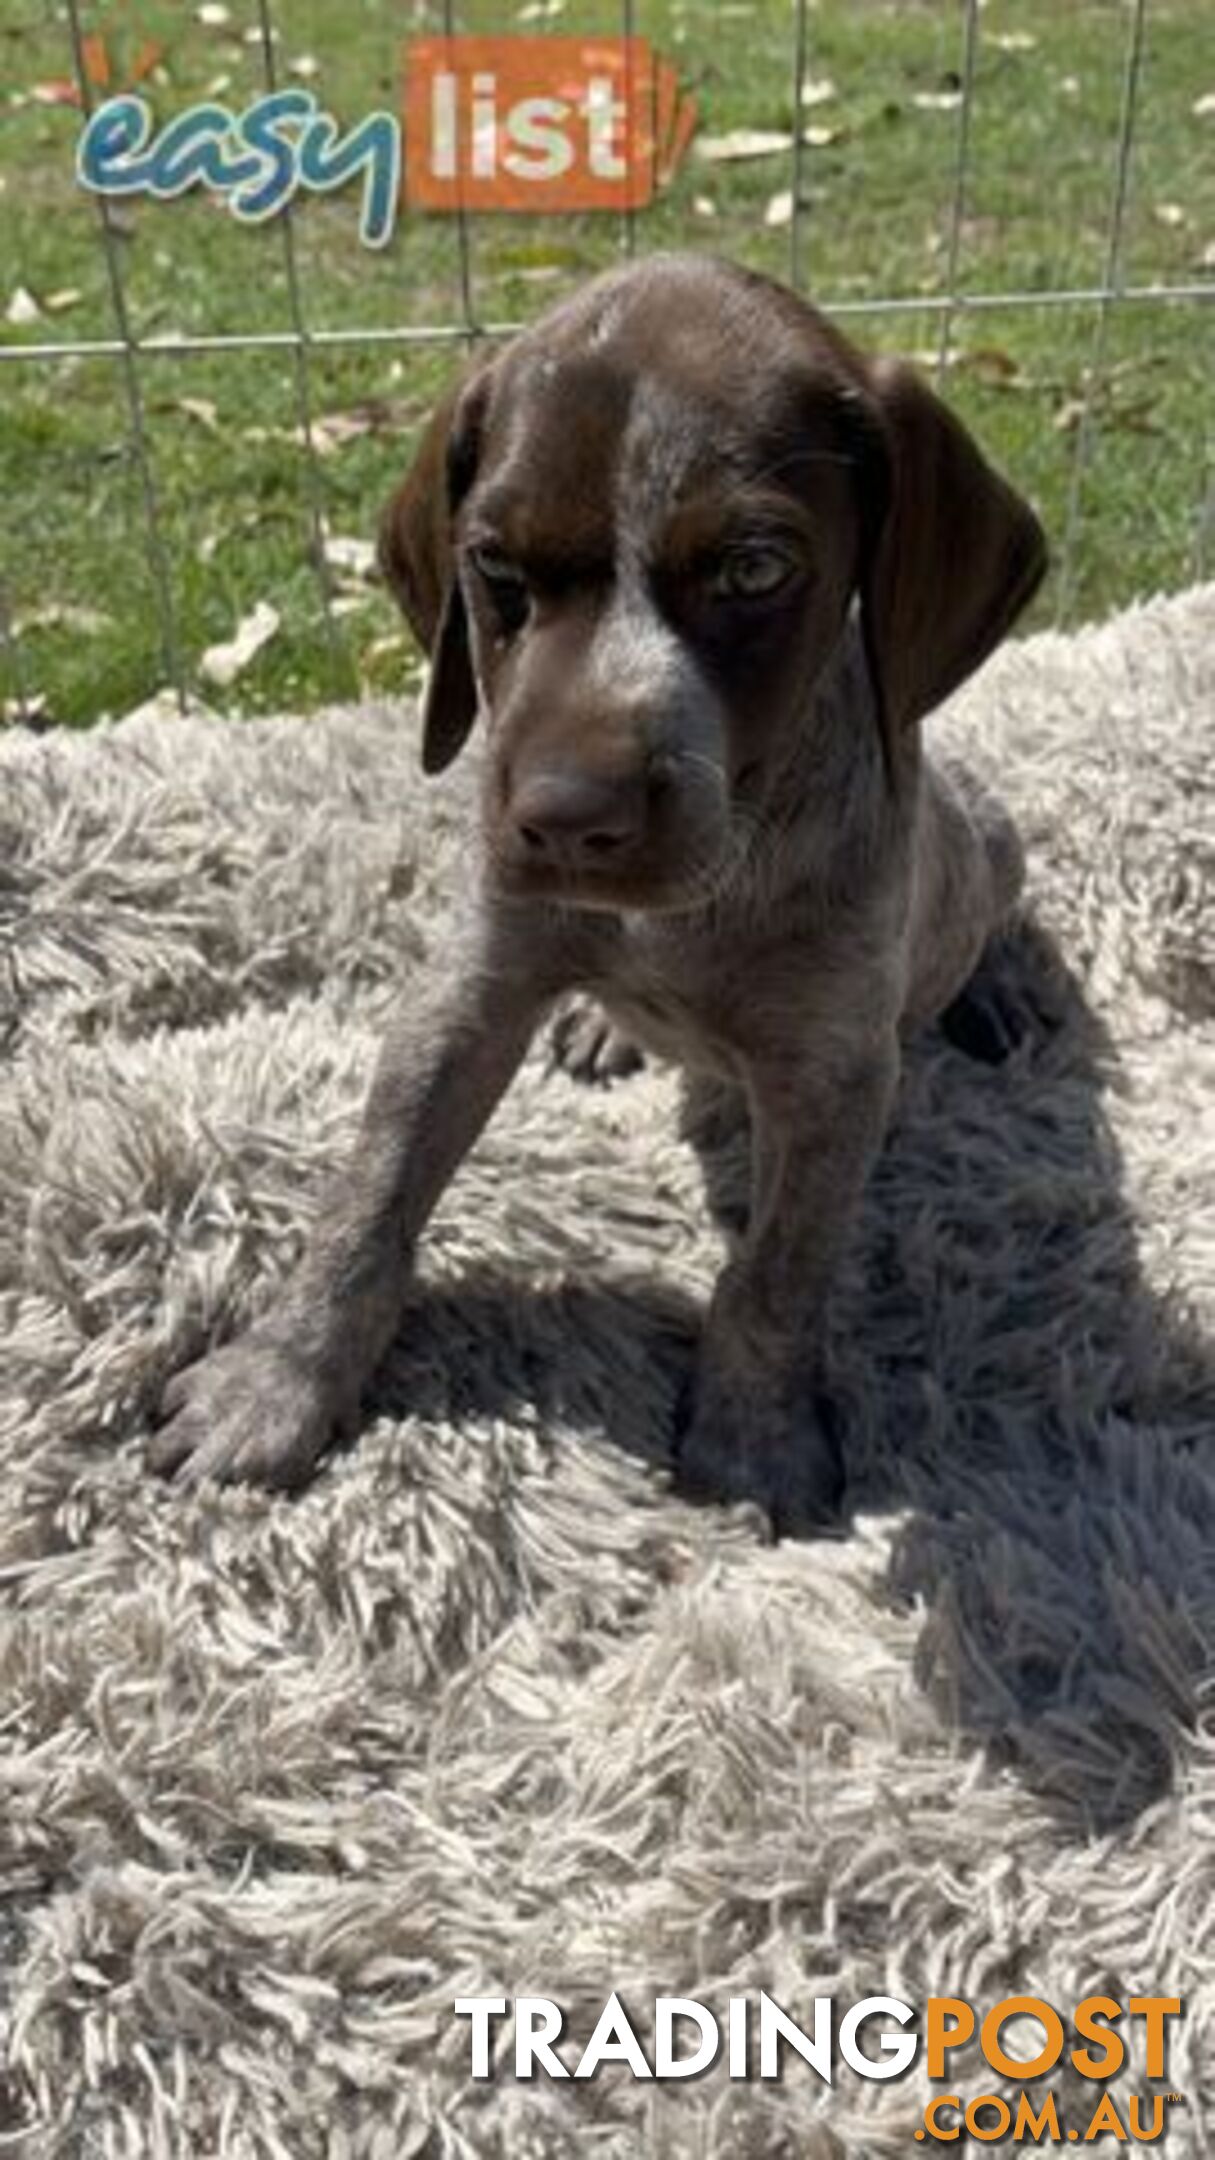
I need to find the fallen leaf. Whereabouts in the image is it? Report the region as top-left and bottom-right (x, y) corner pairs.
(243, 23), (277, 43)
(5, 286), (42, 326)
(1, 692), (48, 728)
(308, 410), (378, 457)
(157, 395), (220, 431)
(364, 633), (410, 664)
(1192, 92), (1215, 118)
(13, 603), (112, 636)
(322, 535), (377, 581)
(800, 76), (836, 107)
(765, 190), (794, 228)
(517, 0), (566, 17)
(332, 594), (371, 619)
(1153, 202), (1186, 227)
(912, 90), (963, 112)
(802, 124), (841, 148)
(43, 288), (83, 313)
(1061, 76), (1081, 97)
(697, 128), (792, 162)
(196, 2), (231, 23)
(205, 73), (233, 95)
(692, 194), (718, 218)
(990, 31), (1037, 52)
(1200, 240), (1215, 269)
(30, 79), (80, 108)
(120, 689), (220, 726)
(288, 54), (320, 79)
(200, 601), (280, 687)
(955, 346), (1023, 388)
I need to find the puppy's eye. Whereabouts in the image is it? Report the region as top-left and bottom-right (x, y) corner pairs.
(468, 544), (530, 630)
(710, 545), (796, 601)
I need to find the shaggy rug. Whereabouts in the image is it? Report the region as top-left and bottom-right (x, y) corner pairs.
(1, 585), (1212, 2158)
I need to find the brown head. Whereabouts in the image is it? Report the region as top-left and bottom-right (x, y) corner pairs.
(379, 254), (1045, 913)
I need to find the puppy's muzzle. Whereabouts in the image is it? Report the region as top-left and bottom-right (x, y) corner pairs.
(508, 761), (654, 873)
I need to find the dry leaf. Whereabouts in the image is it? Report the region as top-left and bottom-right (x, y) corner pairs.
(14, 604), (112, 637)
(365, 633), (410, 664)
(6, 286), (42, 326)
(307, 409), (380, 456)
(955, 346), (1023, 388)
(31, 79), (80, 108)
(120, 689), (220, 726)
(697, 129), (792, 162)
(990, 31), (1037, 52)
(331, 595), (371, 619)
(802, 124), (840, 148)
(196, 3), (231, 23)
(200, 602), (280, 687)
(800, 76), (836, 107)
(1153, 203), (1185, 227)
(1200, 241), (1215, 270)
(288, 54), (320, 79)
(322, 535), (377, 582)
(44, 288), (83, 313)
(765, 190), (794, 229)
(912, 91), (962, 112)
(2, 691), (49, 727)
(1192, 92), (1215, 119)
(517, 0), (566, 18)
(163, 396), (220, 431)
(692, 194), (718, 218)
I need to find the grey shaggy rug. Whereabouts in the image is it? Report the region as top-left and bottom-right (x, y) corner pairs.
(1, 585), (1213, 2159)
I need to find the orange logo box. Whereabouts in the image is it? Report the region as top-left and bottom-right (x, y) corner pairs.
(404, 36), (696, 213)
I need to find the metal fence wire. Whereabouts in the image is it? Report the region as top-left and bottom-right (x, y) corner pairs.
(0, 0), (1212, 720)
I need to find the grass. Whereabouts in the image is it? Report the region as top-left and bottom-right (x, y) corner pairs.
(0, 0), (1212, 727)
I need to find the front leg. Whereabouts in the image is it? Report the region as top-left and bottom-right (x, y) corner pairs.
(678, 1034), (899, 1530)
(149, 922), (556, 1487)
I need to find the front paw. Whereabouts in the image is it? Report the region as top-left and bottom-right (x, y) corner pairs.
(147, 1330), (346, 1490)
(549, 998), (644, 1085)
(675, 1362), (844, 1533)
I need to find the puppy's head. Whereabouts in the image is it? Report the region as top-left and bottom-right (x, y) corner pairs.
(380, 255), (1045, 913)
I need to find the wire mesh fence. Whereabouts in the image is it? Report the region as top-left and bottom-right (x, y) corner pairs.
(0, 0), (1211, 724)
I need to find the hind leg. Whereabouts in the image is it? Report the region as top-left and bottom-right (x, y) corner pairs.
(904, 758), (1026, 1036)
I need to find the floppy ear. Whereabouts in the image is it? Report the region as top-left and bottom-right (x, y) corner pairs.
(377, 369), (489, 776)
(853, 356), (1047, 740)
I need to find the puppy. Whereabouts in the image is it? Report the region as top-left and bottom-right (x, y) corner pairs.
(151, 253), (1045, 1522)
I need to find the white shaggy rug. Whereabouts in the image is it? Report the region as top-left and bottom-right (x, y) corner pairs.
(1, 587), (1213, 2157)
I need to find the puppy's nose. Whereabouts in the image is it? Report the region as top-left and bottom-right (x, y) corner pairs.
(511, 768), (646, 863)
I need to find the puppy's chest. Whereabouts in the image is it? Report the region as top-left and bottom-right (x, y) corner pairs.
(586, 917), (805, 1079)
